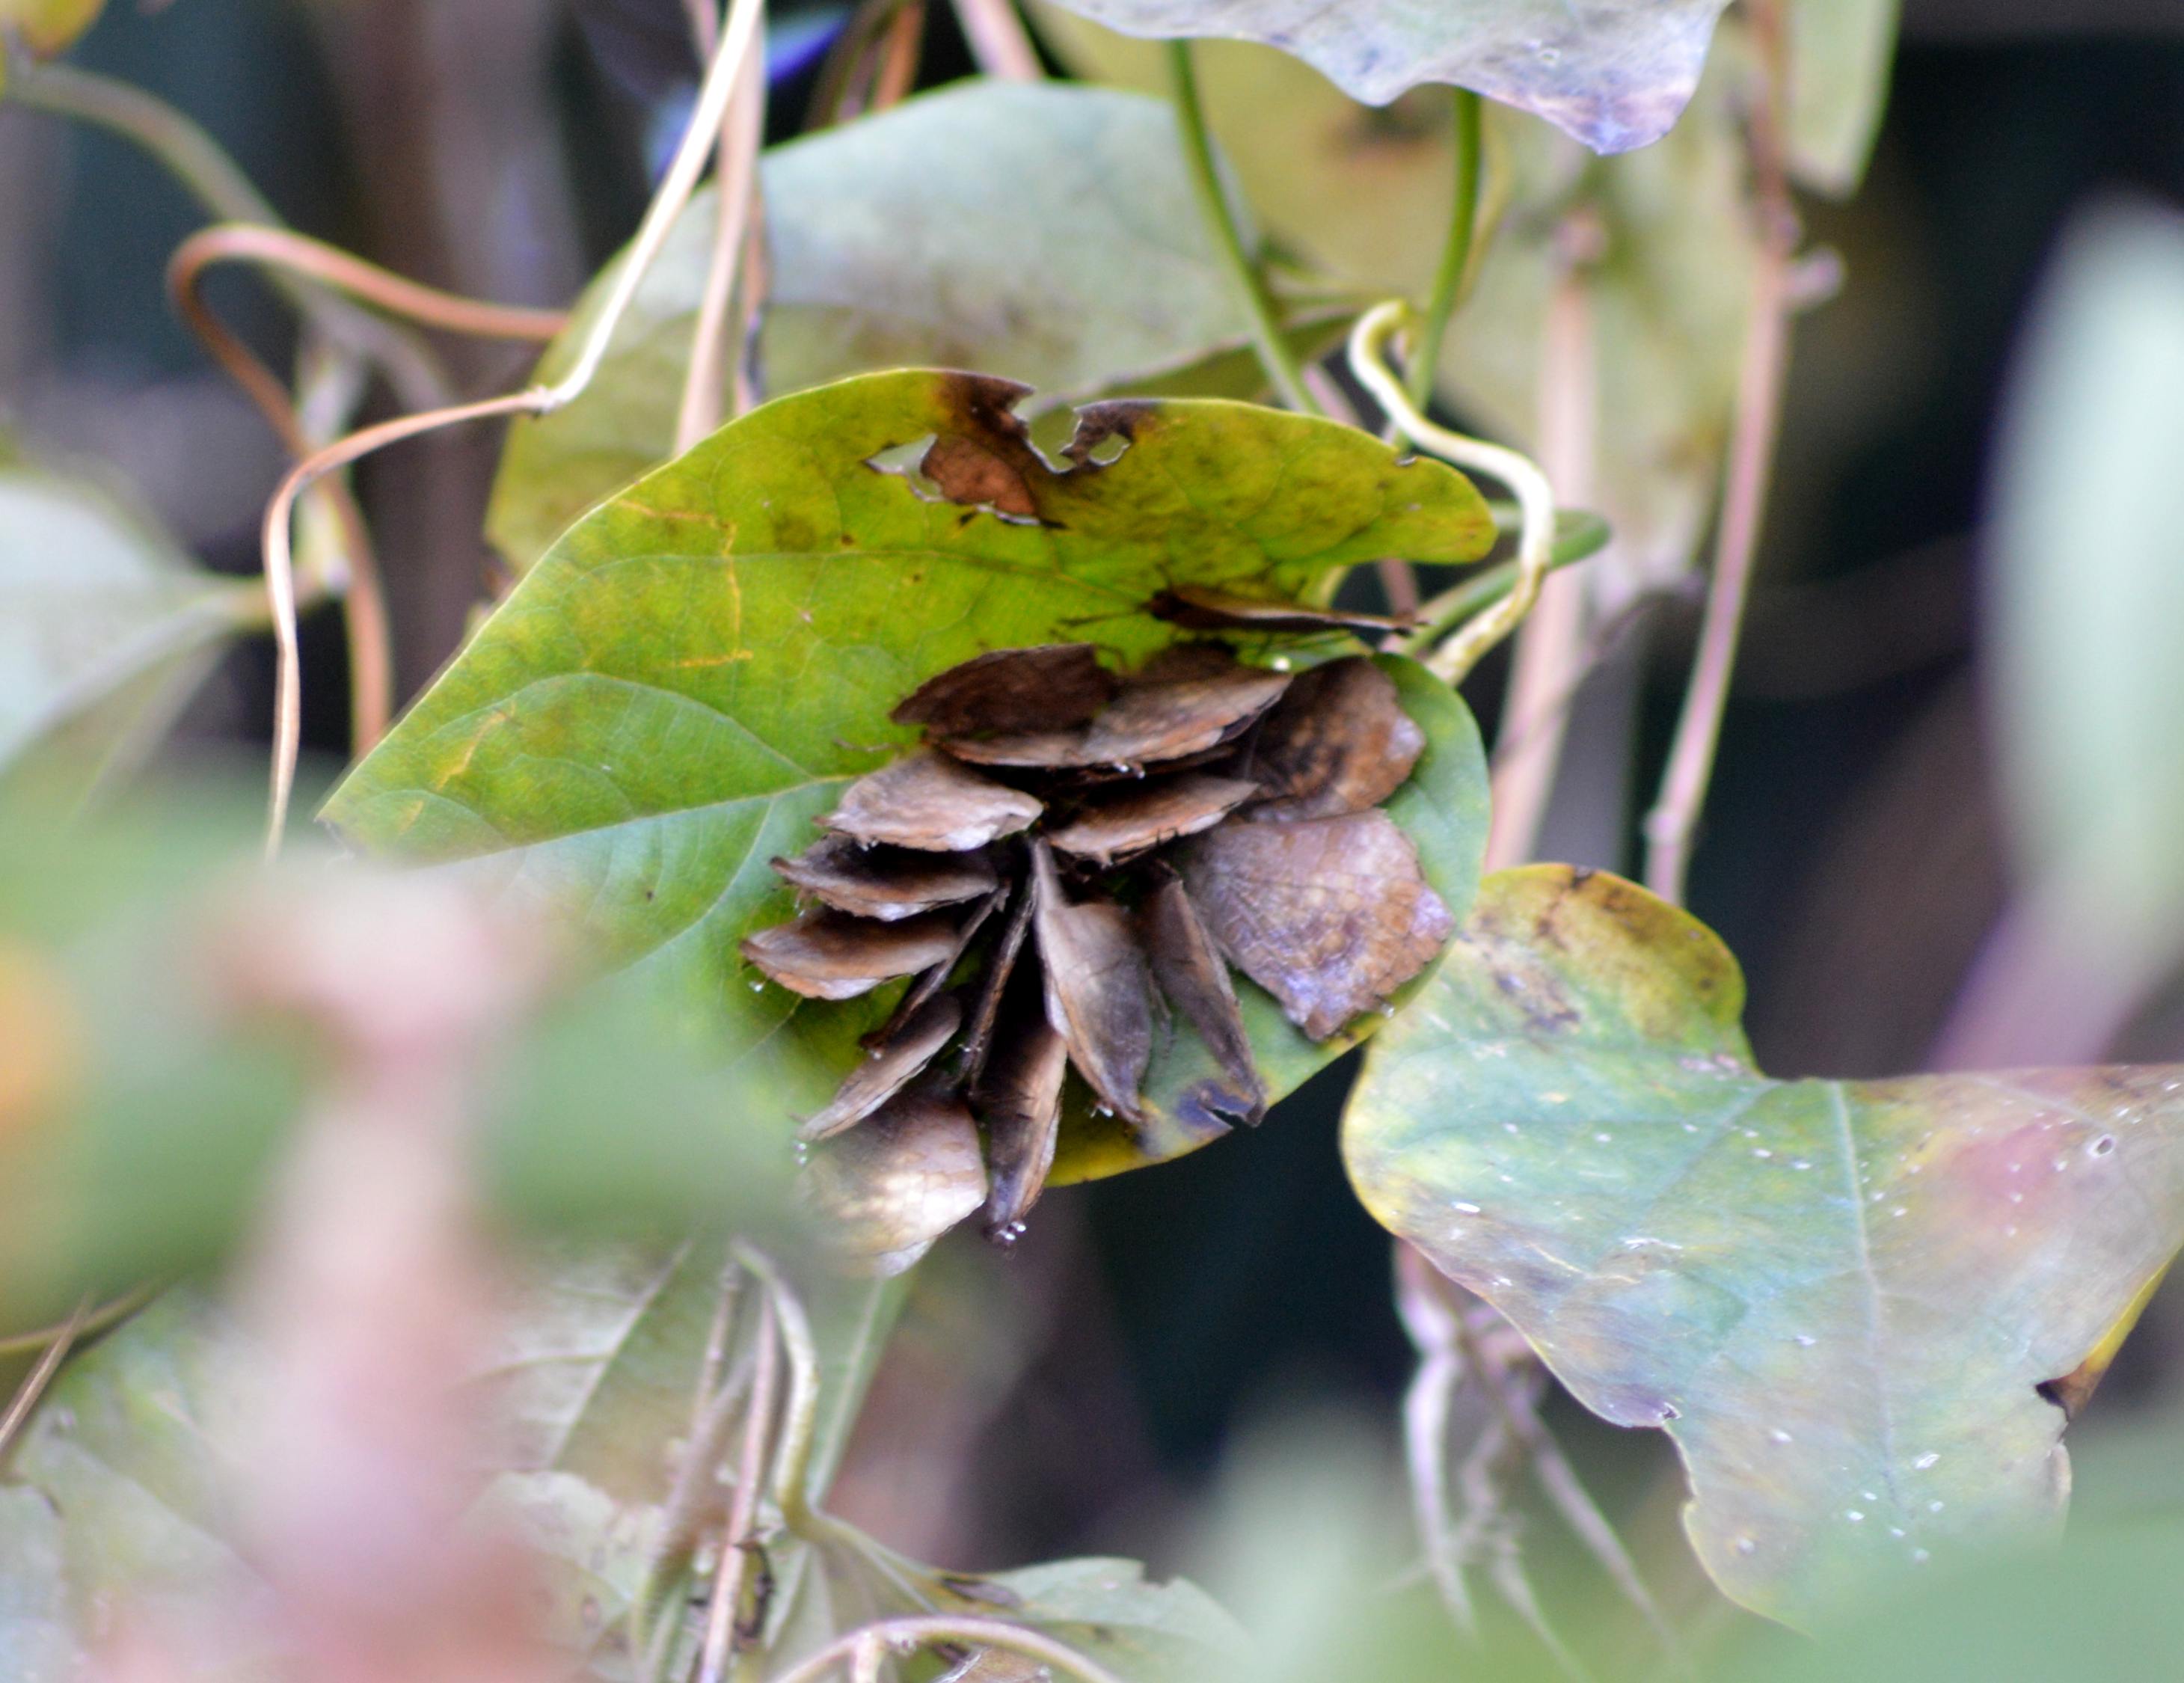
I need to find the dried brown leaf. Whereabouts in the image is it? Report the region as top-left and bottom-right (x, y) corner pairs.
(802, 1088), (988, 1275)
(921, 432), (1040, 520)
(975, 1012), (1069, 1233)
(890, 644), (1117, 738)
(803, 993), (963, 1141)
(739, 908), (962, 1000)
(958, 878), (1036, 1087)
(1242, 656), (1426, 821)
(773, 834), (999, 921)
(1147, 585), (1419, 636)
(869, 884), (1004, 1044)
(1182, 811), (1453, 1040)
(1046, 773), (1260, 866)
(1141, 873), (1266, 1126)
(821, 748), (1043, 851)
(1030, 842), (1153, 1122)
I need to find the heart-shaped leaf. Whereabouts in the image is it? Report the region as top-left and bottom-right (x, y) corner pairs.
(328, 372), (1492, 1186)
(488, 79), (1272, 571)
(1344, 864), (2184, 1628)
(1034, 0), (1734, 153)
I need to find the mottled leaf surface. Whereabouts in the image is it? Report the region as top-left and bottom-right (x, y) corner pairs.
(328, 372), (1491, 1180)
(1038, 0), (1732, 153)
(1786, 0), (1900, 196)
(488, 81), (1260, 569)
(1345, 865), (2184, 1627)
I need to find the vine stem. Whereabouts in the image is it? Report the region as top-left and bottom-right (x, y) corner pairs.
(170, 224), (565, 753)
(256, 0), (767, 857)
(765, 1616), (1131, 1683)
(1168, 41), (1318, 414)
(1349, 301), (1556, 684)
(1394, 1244), (1476, 1633)
(0, 1284), (155, 1358)
(1642, 0), (1797, 904)
(1405, 88), (1484, 411)
(949, 0), (1043, 79)
(675, 11), (767, 450)
(696, 1298), (780, 1683)
(0, 1296), (88, 1468)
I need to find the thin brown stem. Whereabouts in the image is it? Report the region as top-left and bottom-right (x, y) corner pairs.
(1487, 222), (1598, 870)
(1642, 0), (1799, 904)
(696, 1299), (779, 1683)
(676, 40), (768, 452)
(0, 1283), (155, 1358)
(950, 0), (1043, 80)
(1394, 1244), (1476, 1633)
(0, 1296), (89, 1469)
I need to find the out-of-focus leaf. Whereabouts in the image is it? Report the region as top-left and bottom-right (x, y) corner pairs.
(0, 1487), (78, 1683)
(1989, 204), (2184, 974)
(0, 0), (105, 55)
(1034, 0), (1733, 154)
(1029, 10), (1757, 591)
(467, 1472), (659, 1675)
(333, 371), (1492, 1189)
(1785, 0), (1901, 196)
(0, 460), (253, 798)
(1346, 864), (2184, 1628)
(957, 1557), (1248, 1682)
(488, 79), (1260, 570)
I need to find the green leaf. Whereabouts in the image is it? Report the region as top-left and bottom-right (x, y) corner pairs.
(1344, 864), (2184, 1628)
(0, 459), (252, 801)
(945, 1557), (1247, 1683)
(488, 79), (1263, 571)
(1785, 0), (1901, 196)
(331, 370), (1494, 1184)
(1989, 206), (2184, 978)
(1034, 0), (1734, 153)
(1028, 10), (1758, 588)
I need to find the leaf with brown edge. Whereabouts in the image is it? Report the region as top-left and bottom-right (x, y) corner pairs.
(820, 749), (1043, 853)
(1181, 809), (1453, 1040)
(1146, 585), (1417, 637)
(739, 909), (962, 1001)
(1046, 773), (1260, 866)
(802, 1089), (987, 1277)
(1344, 863), (2184, 1628)
(1241, 656), (1425, 821)
(1031, 842), (1154, 1123)
(801, 993), (962, 1142)
(976, 1012), (1070, 1233)
(890, 645), (1117, 738)
(1140, 872), (1264, 1126)
(773, 835), (999, 922)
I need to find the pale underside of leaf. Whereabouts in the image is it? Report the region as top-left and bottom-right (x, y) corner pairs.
(1345, 864), (2184, 1627)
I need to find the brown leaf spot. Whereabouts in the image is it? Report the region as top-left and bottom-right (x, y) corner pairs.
(1141, 873), (1265, 1126)
(821, 749), (1042, 852)
(1031, 842), (1153, 1123)
(1046, 773), (1260, 867)
(1183, 811), (1453, 1040)
(802, 993), (962, 1141)
(1242, 656), (1424, 821)
(772, 834), (999, 922)
(890, 644), (1116, 738)
(975, 1011), (1069, 1232)
(920, 434), (1040, 521)
(739, 908), (961, 1000)
(802, 1089), (987, 1275)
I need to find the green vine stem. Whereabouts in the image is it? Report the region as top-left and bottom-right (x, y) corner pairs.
(1405, 87), (1484, 411)
(1349, 301), (1557, 684)
(1168, 40), (1319, 415)
(1392, 509), (1609, 659)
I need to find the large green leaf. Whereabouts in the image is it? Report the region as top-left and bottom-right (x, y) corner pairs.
(0, 1488), (76, 1683)
(1035, 0), (1734, 153)
(488, 79), (1264, 571)
(331, 370), (1494, 1181)
(1344, 864), (2184, 1628)
(0, 459), (254, 798)
(1028, 10), (1757, 589)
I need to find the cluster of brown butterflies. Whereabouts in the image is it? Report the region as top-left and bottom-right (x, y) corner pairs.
(739, 589), (1455, 1269)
